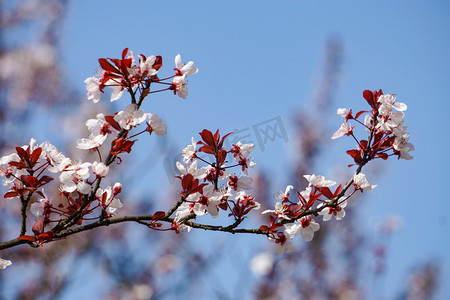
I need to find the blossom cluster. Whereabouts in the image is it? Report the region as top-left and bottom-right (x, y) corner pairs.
(259, 90), (413, 253)
(0, 138), (123, 243)
(172, 130), (260, 233)
(0, 47), (413, 269)
(0, 48), (199, 268)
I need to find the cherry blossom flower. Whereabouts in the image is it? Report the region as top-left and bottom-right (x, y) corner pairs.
(188, 185), (222, 218)
(181, 137), (197, 163)
(174, 54), (198, 77)
(108, 79), (125, 102)
(146, 113), (167, 136)
(92, 161), (109, 178)
(303, 174), (336, 188)
(235, 190), (260, 210)
(268, 233), (294, 254)
(393, 131), (414, 160)
(0, 258), (12, 270)
(40, 141), (67, 169)
(227, 175), (253, 191)
(378, 94), (407, 115)
(114, 104), (147, 130)
(30, 190), (52, 221)
(171, 75), (188, 99)
(231, 142), (255, 158)
(331, 121), (354, 139)
(353, 173), (377, 191)
(275, 185), (293, 202)
(284, 216), (320, 242)
(0, 153), (21, 187)
(113, 182), (122, 195)
(318, 197), (348, 221)
(262, 202), (291, 220)
(173, 202), (193, 233)
(59, 161), (92, 194)
(176, 160), (207, 179)
(139, 54), (158, 77)
(84, 76), (101, 103)
(337, 107), (350, 118)
(96, 186), (122, 216)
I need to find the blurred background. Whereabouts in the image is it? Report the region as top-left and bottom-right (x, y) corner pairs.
(0, 0), (449, 299)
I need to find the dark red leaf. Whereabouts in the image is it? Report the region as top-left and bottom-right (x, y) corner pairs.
(346, 149), (362, 163)
(377, 153), (389, 160)
(152, 211), (166, 221)
(16, 147), (29, 162)
(153, 56), (163, 70)
(219, 132), (233, 149)
(99, 58), (119, 73)
(105, 115), (121, 131)
(334, 184), (343, 197)
(259, 225), (269, 232)
(17, 235), (36, 242)
(38, 176), (54, 186)
(4, 191), (19, 198)
(363, 90), (375, 109)
(297, 191), (307, 206)
(30, 147), (42, 164)
(198, 145), (215, 155)
(217, 149), (228, 165)
(26, 176), (38, 188)
(199, 129), (215, 148)
(355, 110), (368, 119)
(121, 48), (129, 59)
(8, 161), (27, 169)
(320, 187), (334, 200)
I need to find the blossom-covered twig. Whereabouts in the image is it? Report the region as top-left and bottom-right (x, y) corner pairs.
(0, 48), (413, 267)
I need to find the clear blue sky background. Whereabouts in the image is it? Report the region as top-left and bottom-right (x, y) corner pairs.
(39, 0), (449, 298)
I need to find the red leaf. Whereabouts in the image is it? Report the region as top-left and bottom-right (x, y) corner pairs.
(8, 161), (27, 168)
(38, 176), (54, 186)
(297, 191), (307, 206)
(199, 129), (215, 148)
(38, 231), (54, 243)
(320, 187), (334, 200)
(153, 56), (163, 70)
(152, 211), (166, 221)
(30, 147), (42, 164)
(16, 147), (29, 162)
(98, 58), (119, 73)
(121, 48), (129, 59)
(377, 153), (389, 160)
(363, 90), (375, 109)
(4, 191), (19, 198)
(346, 149), (362, 163)
(18, 235), (36, 242)
(259, 225), (269, 232)
(217, 149), (228, 165)
(334, 184), (343, 197)
(355, 110), (368, 119)
(26, 176), (38, 188)
(198, 145), (215, 155)
(105, 115), (121, 131)
(219, 132), (233, 150)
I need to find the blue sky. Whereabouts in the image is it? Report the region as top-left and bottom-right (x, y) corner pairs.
(45, 0), (450, 298)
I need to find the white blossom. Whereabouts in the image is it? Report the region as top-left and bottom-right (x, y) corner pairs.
(114, 104), (147, 130)
(0, 258), (12, 270)
(146, 113), (167, 136)
(353, 173), (377, 191)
